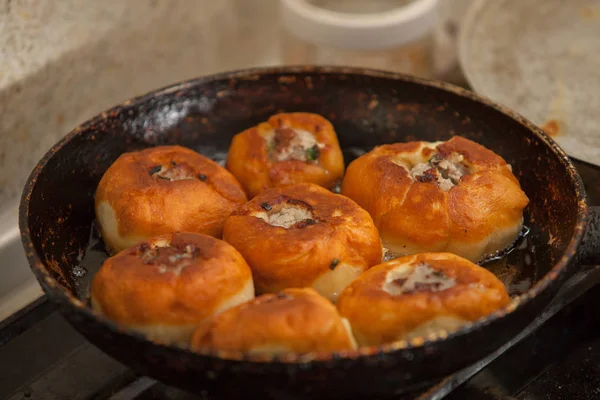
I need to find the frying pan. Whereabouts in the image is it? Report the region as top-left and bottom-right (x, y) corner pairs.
(18, 66), (600, 399)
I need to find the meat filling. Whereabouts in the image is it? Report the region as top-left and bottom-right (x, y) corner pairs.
(409, 152), (468, 191)
(382, 247), (399, 262)
(263, 205), (315, 229)
(267, 127), (324, 163)
(383, 263), (456, 296)
(138, 242), (197, 276)
(255, 200), (317, 229)
(150, 162), (204, 182)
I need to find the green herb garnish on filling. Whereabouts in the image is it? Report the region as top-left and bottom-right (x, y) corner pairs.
(306, 145), (320, 161)
(329, 258), (340, 270)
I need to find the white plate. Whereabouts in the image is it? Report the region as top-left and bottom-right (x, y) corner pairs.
(459, 0), (600, 166)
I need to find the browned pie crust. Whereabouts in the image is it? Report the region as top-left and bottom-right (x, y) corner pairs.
(223, 183), (382, 301)
(95, 145), (247, 253)
(337, 252), (510, 346)
(191, 288), (356, 355)
(341, 136), (529, 262)
(91, 232), (254, 346)
(226, 112), (345, 198)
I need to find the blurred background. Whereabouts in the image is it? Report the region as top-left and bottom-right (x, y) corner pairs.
(0, 0), (470, 208)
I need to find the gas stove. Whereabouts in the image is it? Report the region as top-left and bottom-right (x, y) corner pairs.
(1, 158), (599, 400)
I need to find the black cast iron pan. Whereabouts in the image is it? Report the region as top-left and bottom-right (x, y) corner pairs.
(18, 66), (600, 399)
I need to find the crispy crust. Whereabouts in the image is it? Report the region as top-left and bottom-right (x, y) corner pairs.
(190, 288), (356, 354)
(95, 145), (247, 253)
(90, 233), (254, 327)
(222, 183), (382, 299)
(341, 136), (529, 261)
(226, 113), (345, 198)
(337, 253), (510, 346)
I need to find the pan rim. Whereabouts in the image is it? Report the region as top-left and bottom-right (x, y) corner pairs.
(18, 65), (589, 364)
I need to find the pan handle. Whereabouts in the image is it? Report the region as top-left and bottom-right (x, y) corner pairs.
(578, 206), (600, 266)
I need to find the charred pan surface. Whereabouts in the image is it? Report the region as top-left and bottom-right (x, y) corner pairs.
(18, 66), (589, 399)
